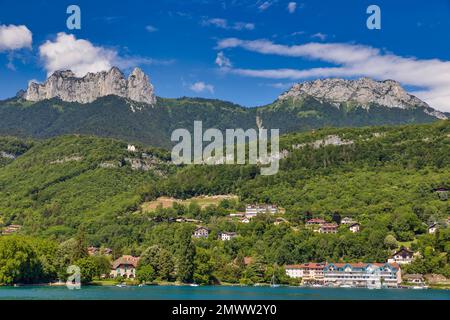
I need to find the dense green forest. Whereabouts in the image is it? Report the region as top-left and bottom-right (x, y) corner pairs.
(0, 94), (439, 148)
(0, 121), (449, 284)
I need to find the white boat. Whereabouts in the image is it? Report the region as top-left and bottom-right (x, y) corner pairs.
(311, 284), (323, 288)
(412, 285), (428, 290)
(116, 283), (127, 288)
(189, 283), (199, 287)
(340, 284), (353, 288)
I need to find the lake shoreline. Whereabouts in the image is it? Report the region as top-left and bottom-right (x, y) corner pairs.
(1, 285), (449, 300)
(5, 281), (450, 290)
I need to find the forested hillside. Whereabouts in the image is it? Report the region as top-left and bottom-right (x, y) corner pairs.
(0, 94), (439, 148)
(0, 121), (449, 284)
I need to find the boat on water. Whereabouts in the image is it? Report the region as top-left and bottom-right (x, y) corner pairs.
(411, 285), (429, 290)
(339, 284), (353, 288)
(116, 283), (127, 288)
(311, 284), (323, 288)
(189, 283), (199, 287)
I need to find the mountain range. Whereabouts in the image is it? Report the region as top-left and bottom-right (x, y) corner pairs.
(1, 67), (448, 148)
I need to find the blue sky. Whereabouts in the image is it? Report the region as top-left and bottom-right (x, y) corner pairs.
(1, 0), (450, 111)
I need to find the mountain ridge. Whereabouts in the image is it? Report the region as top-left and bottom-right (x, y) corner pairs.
(24, 67), (156, 105)
(1, 68), (446, 148)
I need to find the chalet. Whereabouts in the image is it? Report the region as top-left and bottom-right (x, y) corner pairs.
(1, 224), (22, 235)
(285, 263), (325, 283)
(110, 255), (140, 279)
(219, 231), (238, 241)
(403, 274), (425, 285)
(239, 217), (251, 224)
(388, 247), (414, 264)
(319, 223), (338, 234)
(245, 204), (278, 217)
(193, 227), (210, 239)
(349, 223), (360, 233)
(274, 217), (288, 226)
(323, 263), (401, 288)
(341, 217), (357, 225)
(428, 223), (438, 234)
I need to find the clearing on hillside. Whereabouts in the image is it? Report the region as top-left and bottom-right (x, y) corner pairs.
(141, 195), (239, 212)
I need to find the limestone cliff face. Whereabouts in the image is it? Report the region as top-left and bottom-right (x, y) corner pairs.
(279, 78), (447, 120)
(25, 67), (156, 104)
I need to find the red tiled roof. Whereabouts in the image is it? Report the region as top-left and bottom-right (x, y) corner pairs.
(306, 218), (326, 223)
(327, 262), (400, 269)
(112, 255), (140, 269)
(285, 263), (326, 270)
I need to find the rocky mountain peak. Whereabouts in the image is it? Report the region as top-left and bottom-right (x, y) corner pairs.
(278, 77), (448, 120)
(279, 77), (425, 109)
(24, 67), (156, 105)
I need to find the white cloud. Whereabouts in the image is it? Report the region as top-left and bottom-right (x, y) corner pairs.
(216, 38), (450, 112)
(0, 24), (32, 52)
(145, 25), (158, 32)
(311, 32), (327, 41)
(39, 33), (117, 77)
(287, 2), (297, 14)
(258, 1), (272, 11)
(202, 18), (255, 31)
(38, 33), (172, 78)
(215, 51), (232, 68)
(190, 81), (214, 94)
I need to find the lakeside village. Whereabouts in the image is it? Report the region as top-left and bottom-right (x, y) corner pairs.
(4, 202), (448, 290)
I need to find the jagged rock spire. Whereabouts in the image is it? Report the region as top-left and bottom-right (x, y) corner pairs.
(25, 67), (156, 104)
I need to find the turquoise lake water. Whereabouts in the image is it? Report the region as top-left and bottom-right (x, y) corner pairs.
(0, 285), (449, 300)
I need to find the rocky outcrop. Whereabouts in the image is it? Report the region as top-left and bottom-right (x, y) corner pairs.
(279, 78), (447, 120)
(25, 67), (156, 104)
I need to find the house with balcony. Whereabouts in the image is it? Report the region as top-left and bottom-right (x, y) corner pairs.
(349, 223), (360, 233)
(193, 226), (210, 239)
(388, 247), (414, 265)
(323, 262), (401, 288)
(403, 274), (425, 286)
(245, 204), (278, 217)
(341, 217), (357, 225)
(110, 255), (140, 279)
(219, 231), (238, 241)
(239, 217), (251, 224)
(285, 263), (326, 284)
(306, 218), (326, 226)
(319, 223), (338, 234)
